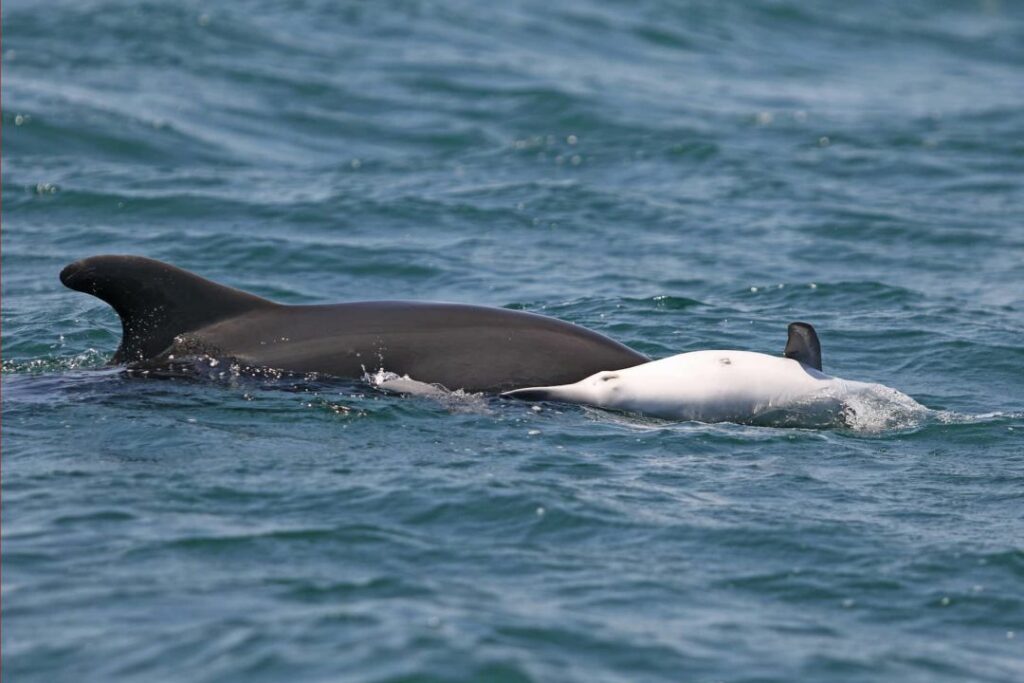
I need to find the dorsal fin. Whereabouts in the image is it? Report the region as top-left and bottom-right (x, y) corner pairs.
(783, 321), (822, 371)
(60, 255), (276, 363)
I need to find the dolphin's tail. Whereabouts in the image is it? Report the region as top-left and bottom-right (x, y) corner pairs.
(60, 255), (276, 364)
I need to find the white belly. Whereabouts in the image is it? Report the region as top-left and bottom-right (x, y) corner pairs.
(599, 350), (839, 421)
(504, 346), (928, 429)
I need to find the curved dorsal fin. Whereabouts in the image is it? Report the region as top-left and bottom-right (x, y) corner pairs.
(60, 255), (276, 363)
(783, 321), (822, 371)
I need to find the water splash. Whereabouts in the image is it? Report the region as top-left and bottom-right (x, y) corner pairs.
(833, 381), (932, 434)
(365, 369), (489, 413)
(827, 383), (1019, 435)
(365, 369), (450, 398)
(0, 348), (109, 374)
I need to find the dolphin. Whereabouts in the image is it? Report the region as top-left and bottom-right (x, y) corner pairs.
(59, 255), (649, 392)
(502, 323), (909, 424)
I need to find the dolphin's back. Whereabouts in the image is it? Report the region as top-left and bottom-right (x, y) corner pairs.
(193, 301), (646, 391)
(61, 255), (648, 392)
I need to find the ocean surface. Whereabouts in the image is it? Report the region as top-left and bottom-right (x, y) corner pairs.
(3, 0), (1023, 680)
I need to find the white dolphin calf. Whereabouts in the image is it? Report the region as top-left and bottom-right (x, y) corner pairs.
(503, 323), (909, 425)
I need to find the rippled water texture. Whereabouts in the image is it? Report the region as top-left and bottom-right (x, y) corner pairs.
(3, 1), (1023, 681)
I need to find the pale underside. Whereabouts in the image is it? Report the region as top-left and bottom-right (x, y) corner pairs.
(507, 350), (875, 423)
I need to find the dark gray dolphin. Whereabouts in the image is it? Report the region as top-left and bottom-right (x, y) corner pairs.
(60, 255), (649, 392)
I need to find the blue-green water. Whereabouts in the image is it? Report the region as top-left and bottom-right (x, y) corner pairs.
(3, 1), (1023, 680)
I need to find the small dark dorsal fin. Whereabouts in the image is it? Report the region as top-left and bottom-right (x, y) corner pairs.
(60, 255), (275, 363)
(783, 321), (822, 371)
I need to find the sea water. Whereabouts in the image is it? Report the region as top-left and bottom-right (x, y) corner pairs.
(3, 1), (1023, 681)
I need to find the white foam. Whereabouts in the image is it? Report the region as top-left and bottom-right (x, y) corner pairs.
(364, 369), (489, 413)
(832, 381), (932, 433)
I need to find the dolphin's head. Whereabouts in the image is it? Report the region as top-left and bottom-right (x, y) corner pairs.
(501, 369), (625, 406)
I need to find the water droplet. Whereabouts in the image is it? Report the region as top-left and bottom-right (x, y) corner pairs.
(567, 134), (578, 145)
(818, 136), (830, 147)
(535, 506), (545, 516)
(527, 429), (540, 436)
